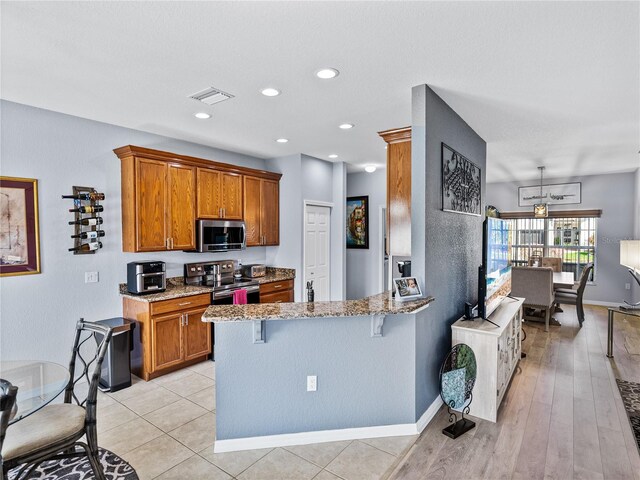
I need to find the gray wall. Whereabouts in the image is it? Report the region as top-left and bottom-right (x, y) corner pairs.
(215, 313), (417, 440)
(346, 169), (387, 300)
(0, 100), (270, 364)
(411, 85), (487, 419)
(486, 171), (636, 304)
(302, 155), (334, 204)
(265, 154), (304, 301)
(264, 154), (346, 302)
(635, 168), (640, 303)
(331, 162), (347, 300)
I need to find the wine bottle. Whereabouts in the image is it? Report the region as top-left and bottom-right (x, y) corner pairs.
(68, 242), (103, 252)
(69, 205), (104, 214)
(68, 217), (103, 226)
(71, 230), (105, 239)
(62, 192), (105, 201)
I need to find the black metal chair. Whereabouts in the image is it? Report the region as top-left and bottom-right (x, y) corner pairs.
(555, 263), (594, 327)
(1, 379), (19, 480)
(2, 319), (113, 480)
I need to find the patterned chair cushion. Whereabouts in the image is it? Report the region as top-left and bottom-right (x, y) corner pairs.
(2, 404), (85, 460)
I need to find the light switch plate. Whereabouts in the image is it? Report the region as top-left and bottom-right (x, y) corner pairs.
(307, 375), (317, 392)
(85, 271), (99, 283)
(625, 283), (631, 290)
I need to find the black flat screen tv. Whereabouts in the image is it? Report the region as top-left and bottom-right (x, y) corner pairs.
(478, 217), (512, 319)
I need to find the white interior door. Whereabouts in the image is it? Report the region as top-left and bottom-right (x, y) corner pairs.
(304, 204), (331, 301)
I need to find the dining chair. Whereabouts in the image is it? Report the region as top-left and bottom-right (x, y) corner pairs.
(541, 257), (562, 272)
(1, 319), (113, 480)
(511, 266), (556, 332)
(554, 263), (594, 327)
(0, 379), (18, 480)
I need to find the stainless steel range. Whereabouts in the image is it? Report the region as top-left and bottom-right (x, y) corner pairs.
(184, 260), (260, 304)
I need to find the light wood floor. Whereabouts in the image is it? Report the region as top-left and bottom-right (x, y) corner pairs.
(390, 305), (640, 480)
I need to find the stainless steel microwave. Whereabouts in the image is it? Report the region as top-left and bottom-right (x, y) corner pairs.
(196, 220), (246, 252)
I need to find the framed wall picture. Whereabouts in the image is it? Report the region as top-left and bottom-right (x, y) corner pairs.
(346, 195), (369, 249)
(0, 177), (41, 276)
(518, 182), (582, 206)
(393, 277), (423, 300)
(442, 143), (482, 216)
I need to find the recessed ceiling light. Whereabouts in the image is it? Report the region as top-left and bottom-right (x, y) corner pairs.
(276, 138), (289, 143)
(364, 165), (377, 173)
(328, 154), (338, 159)
(261, 88), (281, 97)
(194, 112), (211, 119)
(316, 68), (339, 79)
(339, 123), (354, 129)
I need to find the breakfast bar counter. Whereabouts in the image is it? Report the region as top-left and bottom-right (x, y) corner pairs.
(202, 291), (435, 322)
(209, 292), (437, 454)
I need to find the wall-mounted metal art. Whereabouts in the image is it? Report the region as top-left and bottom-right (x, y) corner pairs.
(442, 143), (481, 216)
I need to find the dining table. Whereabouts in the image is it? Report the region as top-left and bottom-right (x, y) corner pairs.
(0, 360), (70, 424)
(553, 271), (575, 288)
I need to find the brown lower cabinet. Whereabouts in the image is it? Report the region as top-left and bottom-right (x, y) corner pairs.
(260, 279), (294, 303)
(123, 293), (211, 381)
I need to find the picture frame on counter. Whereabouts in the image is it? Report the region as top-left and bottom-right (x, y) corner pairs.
(393, 277), (423, 301)
(0, 176), (41, 277)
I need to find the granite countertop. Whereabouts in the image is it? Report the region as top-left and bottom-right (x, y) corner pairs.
(202, 292), (435, 322)
(119, 267), (296, 303)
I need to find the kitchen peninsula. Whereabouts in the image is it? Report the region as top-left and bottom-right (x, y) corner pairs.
(202, 292), (437, 453)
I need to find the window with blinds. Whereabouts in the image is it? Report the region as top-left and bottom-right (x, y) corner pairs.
(507, 216), (597, 281)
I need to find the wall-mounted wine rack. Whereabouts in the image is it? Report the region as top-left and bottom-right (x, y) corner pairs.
(63, 186), (105, 255)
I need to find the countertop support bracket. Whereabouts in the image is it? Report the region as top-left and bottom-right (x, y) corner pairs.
(253, 320), (266, 344)
(371, 314), (386, 337)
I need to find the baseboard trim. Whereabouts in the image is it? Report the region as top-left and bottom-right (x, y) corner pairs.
(416, 396), (443, 433)
(583, 300), (623, 307)
(214, 396), (443, 453)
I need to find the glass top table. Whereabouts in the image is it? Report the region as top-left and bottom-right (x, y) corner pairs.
(0, 360), (70, 424)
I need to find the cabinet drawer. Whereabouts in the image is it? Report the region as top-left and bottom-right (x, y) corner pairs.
(150, 293), (211, 316)
(260, 279), (294, 295)
(260, 290), (293, 304)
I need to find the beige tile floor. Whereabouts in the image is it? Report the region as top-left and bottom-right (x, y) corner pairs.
(96, 361), (417, 480)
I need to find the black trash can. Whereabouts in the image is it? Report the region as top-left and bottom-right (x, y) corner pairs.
(96, 317), (136, 393)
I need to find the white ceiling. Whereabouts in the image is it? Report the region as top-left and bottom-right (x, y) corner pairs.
(1, 1), (638, 182)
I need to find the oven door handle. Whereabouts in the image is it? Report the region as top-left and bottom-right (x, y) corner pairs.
(140, 272), (165, 277)
(213, 285), (260, 299)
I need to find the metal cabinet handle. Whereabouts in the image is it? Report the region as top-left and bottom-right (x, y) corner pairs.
(273, 284), (282, 289)
(185, 313), (189, 325)
(178, 301), (192, 306)
(180, 314), (184, 326)
(166, 238), (170, 249)
(170, 238), (174, 249)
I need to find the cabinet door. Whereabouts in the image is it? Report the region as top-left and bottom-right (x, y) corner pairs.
(243, 176), (262, 246)
(221, 173), (243, 219)
(387, 140), (411, 256)
(261, 179), (279, 246)
(196, 168), (222, 219)
(183, 307), (211, 360)
(136, 158), (168, 251)
(168, 164), (196, 250)
(260, 289), (293, 304)
(151, 313), (184, 371)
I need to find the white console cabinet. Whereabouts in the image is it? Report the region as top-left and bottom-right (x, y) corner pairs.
(451, 297), (524, 422)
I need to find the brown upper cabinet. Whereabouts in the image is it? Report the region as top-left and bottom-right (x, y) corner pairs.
(244, 176), (279, 246)
(378, 127), (411, 257)
(115, 145), (281, 252)
(196, 168), (243, 220)
(123, 157), (195, 252)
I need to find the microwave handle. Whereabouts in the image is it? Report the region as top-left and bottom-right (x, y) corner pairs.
(140, 272), (165, 277)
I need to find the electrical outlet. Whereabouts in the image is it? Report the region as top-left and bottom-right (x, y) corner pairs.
(307, 375), (317, 392)
(625, 283), (631, 290)
(85, 271), (99, 283)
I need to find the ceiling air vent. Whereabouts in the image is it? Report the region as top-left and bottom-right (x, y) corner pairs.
(189, 87), (234, 106)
